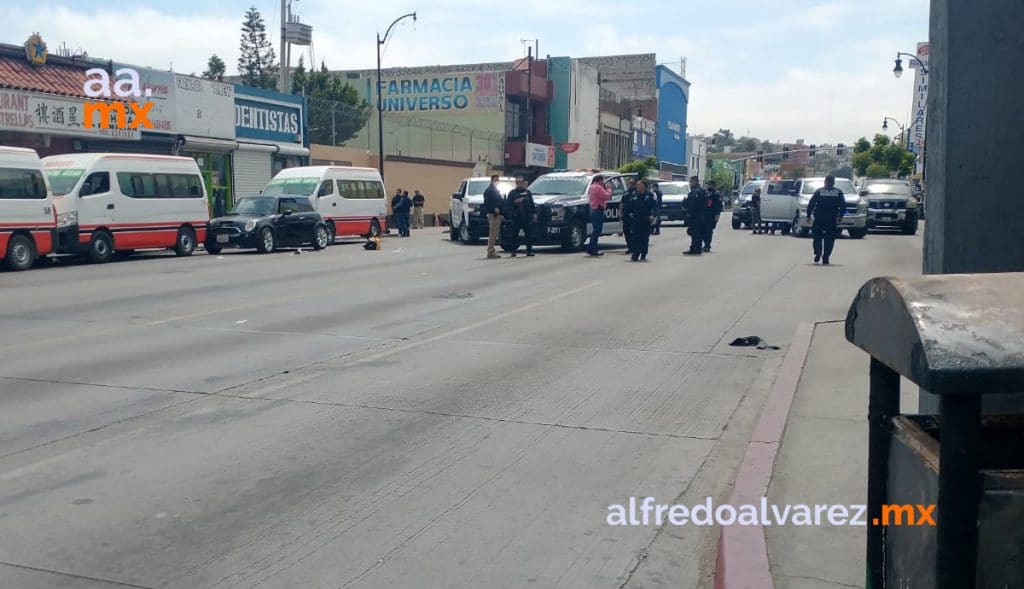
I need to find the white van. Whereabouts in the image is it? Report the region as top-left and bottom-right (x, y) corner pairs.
(0, 146), (56, 271)
(262, 166), (387, 242)
(42, 154), (210, 262)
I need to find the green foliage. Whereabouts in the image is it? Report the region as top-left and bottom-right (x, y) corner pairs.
(291, 58), (370, 146)
(707, 163), (735, 190)
(238, 6), (278, 90)
(851, 135), (915, 178)
(735, 136), (760, 153)
(202, 54), (226, 81)
(617, 156), (659, 179)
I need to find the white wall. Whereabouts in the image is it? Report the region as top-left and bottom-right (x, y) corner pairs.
(687, 135), (707, 177)
(567, 61), (601, 169)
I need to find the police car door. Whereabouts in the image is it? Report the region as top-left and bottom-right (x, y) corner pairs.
(604, 176), (625, 234)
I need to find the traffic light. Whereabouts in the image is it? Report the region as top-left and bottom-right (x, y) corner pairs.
(809, 144), (816, 157)
(756, 150), (764, 163)
(782, 146), (790, 160)
(836, 143), (845, 156)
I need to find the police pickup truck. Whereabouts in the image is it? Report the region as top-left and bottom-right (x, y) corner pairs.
(509, 171), (628, 252)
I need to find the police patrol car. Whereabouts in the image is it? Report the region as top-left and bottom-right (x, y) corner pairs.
(519, 170), (629, 252)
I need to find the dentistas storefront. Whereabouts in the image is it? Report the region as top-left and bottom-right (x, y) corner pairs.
(232, 86), (308, 199)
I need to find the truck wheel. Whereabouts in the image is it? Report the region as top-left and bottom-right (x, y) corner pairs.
(902, 218), (919, 235)
(849, 228), (868, 239)
(449, 215), (459, 240)
(173, 227), (196, 257)
(731, 217), (741, 230)
(563, 220), (587, 252)
(459, 221), (478, 245)
(88, 231), (114, 263)
(5, 234), (36, 271)
(780, 223), (792, 236)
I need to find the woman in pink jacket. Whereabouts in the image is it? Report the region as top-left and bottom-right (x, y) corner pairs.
(587, 175), (612, 256)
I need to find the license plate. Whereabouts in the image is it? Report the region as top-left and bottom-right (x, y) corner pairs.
(879, 214), (896, 220)
(216, 234), (229, 243)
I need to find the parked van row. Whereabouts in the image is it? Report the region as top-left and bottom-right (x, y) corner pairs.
(0, 146), (387, 272)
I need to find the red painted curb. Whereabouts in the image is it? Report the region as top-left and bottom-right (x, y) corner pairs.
(714, 322), (816, 589)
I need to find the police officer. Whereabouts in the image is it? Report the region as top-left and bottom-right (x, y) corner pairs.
(683, 176), (707, 256)
(805, 175), (845, 265)
(703, 180), (724, 252)
(749, 186), (764, 234)
(650, 181), (664, 235)
(621, 177), (638, 255)
(624, 179), (657, 261)
(505, 176), (536, 257)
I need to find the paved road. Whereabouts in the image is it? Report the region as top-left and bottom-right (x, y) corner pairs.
(0, 219), (923, 589)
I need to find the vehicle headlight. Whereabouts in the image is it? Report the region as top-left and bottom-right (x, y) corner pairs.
(857, 202), (868, 214)
(905, 197), (919, 209)
(244, 219), (257, 232)
(56, 211), (78, 228)
(549, 206), (565, 222)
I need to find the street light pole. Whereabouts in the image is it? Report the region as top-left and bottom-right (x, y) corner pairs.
(376, 11), (417, 181)
(893, 52), (928, 79)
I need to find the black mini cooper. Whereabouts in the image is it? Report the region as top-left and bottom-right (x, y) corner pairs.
(205, 196), (330, 254)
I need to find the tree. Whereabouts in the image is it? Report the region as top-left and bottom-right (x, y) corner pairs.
(617, 156), (659, 179)
(202, 54), (226, 81)
(238, 6), (278, 90)
(707, 162), (736, 190)
(735, 136), (760, 153)
(851, 134), (916, 178)
(854, 137), (872, 153)
(865, 163), (891, 178)
(708, 129), (735, 153)
(293, 58), (370, 145)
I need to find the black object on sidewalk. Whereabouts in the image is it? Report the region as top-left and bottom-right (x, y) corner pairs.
(728, 336), (781, 350)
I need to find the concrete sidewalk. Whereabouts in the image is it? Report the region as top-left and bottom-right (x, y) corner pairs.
(765, 322), (917, 588)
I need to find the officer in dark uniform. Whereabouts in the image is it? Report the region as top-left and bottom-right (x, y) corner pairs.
(650, 182), (664, 235)
(624, 179), (657, 261)
(703, 180), (724, 252)
(621, 177), (638, 255)
(683, 176), (707, 256)
(805, 175), (846, 265)
(505, 176), (536, 257)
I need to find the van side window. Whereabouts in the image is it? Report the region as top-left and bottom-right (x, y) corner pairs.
(117, 172), (157, 198)
(0, 168), (47, 199)
(317, 180), (333, 198)
(82, 172), (110, 196)
(338, 180), (357, 198)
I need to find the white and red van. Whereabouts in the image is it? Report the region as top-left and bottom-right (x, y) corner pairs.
(0, 146), (56, 271)
(42, 153), (209, 262)
(261, 166), (387, 242)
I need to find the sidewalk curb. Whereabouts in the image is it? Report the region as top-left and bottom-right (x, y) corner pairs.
(714, 322), (816, 589)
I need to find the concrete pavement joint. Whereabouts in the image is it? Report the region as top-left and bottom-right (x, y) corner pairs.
(776, 572), (860, 588)
(0, 560), (153, 588)
(453, 338), (765, 359)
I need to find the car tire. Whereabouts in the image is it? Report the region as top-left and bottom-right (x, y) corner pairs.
(459, 221), (477, 245)
(562, 219), (587, 252)
(449, 214), (459, 240)
(902, 217), (919, 235)
(793, 216), (810, 238)
(312, 224), (329, 250)
(5, 234), (36, 271)
(849, 228), (868, 239)
(256, 227), (276, 253)
(88, 231), (114, 263)
(173, 227), (196, 257)
(326, 222), (336, 244)
(731, 217), (741, 230)
(205, 243), (222, 255)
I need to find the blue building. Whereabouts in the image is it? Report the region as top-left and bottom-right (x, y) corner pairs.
(655, 65), (690, 174)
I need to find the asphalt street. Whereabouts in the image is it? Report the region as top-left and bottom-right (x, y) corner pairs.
(0, 217), (923, 589)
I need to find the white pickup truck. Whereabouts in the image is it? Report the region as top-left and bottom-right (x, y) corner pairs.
(759, 177), (868, 239)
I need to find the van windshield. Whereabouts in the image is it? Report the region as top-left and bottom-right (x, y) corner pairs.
(262, 177), (319, 197)
(44, 168), (86, 195)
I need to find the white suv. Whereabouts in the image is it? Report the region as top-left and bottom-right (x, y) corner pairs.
(448, 177), (515, 244)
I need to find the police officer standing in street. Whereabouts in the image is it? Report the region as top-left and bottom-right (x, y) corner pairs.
(703, 180), (724, 252)
(624, 179), (657, 261)
(506, 176), (536, 257)
(749, 186), (764, 234)
(621, 177), (638, 256)
(650, 181), (663, 235)
(683, 176), (708, 256)
(805, 175), (845, 265)
(483, 175), (506, 259)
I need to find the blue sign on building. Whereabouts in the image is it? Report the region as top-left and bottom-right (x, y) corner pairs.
(655, 66), (690, 169)
(233, 85), (307, 146)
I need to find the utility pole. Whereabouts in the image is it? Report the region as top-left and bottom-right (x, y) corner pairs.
(376, 12), (417, 180)
(279, 0), (287, 92)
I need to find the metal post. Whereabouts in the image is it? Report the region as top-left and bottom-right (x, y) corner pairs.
(376, 36), (384, 178)
(866, 358), (900, 589)
(331, 102), (337, 146)
(936, 394), (981, 589)
(279, 0), (287, 92)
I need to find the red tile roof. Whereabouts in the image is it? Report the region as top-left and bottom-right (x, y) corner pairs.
(0, 52), (92, 99)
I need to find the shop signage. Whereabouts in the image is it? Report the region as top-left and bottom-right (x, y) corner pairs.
(174, 74), (234, 139)
(379, 71), (505, 113)
(82, 68), (154, 130)
(113, 63), (175, 133)
(527, 142), (555, 168)
(235, 97), (302, 143)
(24, 33), (47, 66)
(0, 89), (139, 140)
(559, 142), (580, 154)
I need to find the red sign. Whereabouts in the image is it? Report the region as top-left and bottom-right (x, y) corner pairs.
(559, 142), (580, 154)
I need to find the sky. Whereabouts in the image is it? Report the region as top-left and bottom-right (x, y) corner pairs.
(4, 0), (930, 144)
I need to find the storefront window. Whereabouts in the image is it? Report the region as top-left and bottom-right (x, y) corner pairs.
(272, 154), (304, 176)
(186, 152), (234, 217)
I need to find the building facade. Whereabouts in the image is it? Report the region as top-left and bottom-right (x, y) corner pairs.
(655, 65), (690, 174)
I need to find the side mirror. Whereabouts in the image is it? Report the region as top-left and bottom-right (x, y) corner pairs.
(860, 190), (869, 197)
(281, 209), (293, 216)
(788, 189), (798, 196)
(452, 192), (463, 200)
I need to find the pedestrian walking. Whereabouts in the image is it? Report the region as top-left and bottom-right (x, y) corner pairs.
(683, 176), (707, 255)
(483, 175), (505, 259)
(650, 182), (663, 235)
(506, 176), (536, 257)
(806, 175), (846, 265)
(621, 177), (638, 255)
(749, 187), (764, 234)
(586, 175), (612, 257)
(703, 180), (724, 252)
(393, 190), (413, 237)
(624, 179), (657, 261)
(412, 190), (426, 229)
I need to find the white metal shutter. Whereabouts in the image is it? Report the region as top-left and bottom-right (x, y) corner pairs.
(233, 148), (272, 197)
